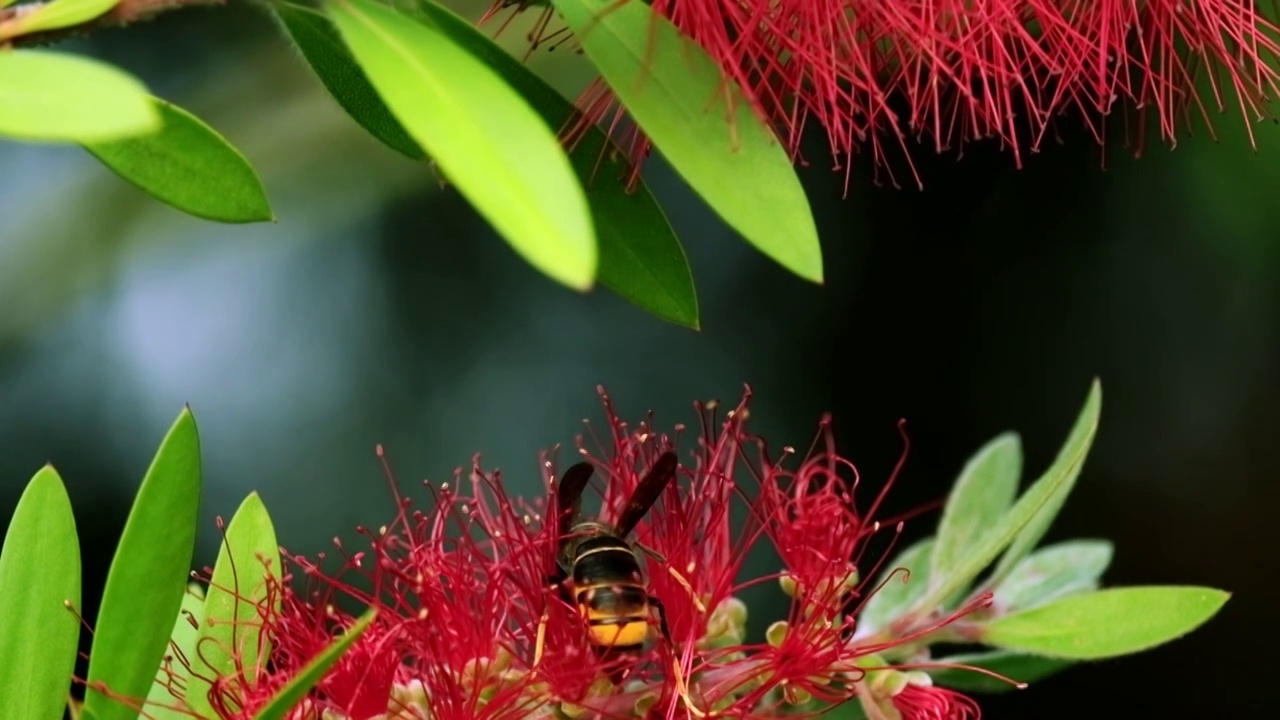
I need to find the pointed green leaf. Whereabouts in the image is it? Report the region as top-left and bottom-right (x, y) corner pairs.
(858, 537), (934, 636)
(987, 380), (1104, 587)
(910, 380), (1102, 615)
(993, 539), (1113, 612)
(273, 0), (696, 327)
(930, 433), (1022, 595)
(186, 493), (280, 718)
(927, 650), (1073, 693)
(252, 608), (378, 720)
(407, 0), (696, 328)
(144, 583), (206, 719)
(84, 98), (273, 223)
(550, 0), (823, 284)
(84, 408), (202, 720)
(981, 586), (1230, 660)
(0, 51), (161, 143)
(273, 1), (425, 160)
(325, 0), (596, 290)
(0, 0), (118, 40)
(0, 466), (81, 720)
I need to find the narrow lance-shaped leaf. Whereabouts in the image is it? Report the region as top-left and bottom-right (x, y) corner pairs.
(993, 539), (1113, 612)
(986, 382), (1105, 588)
(927, 650), (1074, 693)
(857, 537), (934, 636)
(930, 433), (1022, 596)
(326, 0), (597, 291)
(549, 0), (824, 284)
(272, 1), (424, 160)
(0, 466), (81, 720)
(145, 583), (206, 719)
(982, 586), (1230, 660)
(186, 493), (281, 718)
(84, 407), (203, 720)
(275, 0), (697, 328)
(252, 608), (379, 720)
(909, 380), (1103, 616)
(0, 0), (118, 40)
(84, 98), (274, 224)
(0, 51), (161, 143)
(407, 0), (699, 329)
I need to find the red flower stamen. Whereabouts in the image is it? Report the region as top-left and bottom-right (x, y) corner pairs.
(485, 1), (1280, 189)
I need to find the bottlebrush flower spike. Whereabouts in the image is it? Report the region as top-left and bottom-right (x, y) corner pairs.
(484, 0), (1280, 187)
(155, 387), (996, 719)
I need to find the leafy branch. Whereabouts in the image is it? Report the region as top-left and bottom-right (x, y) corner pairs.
(0, 0), (222, 49)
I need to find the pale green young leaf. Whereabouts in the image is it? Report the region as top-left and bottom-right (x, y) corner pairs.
(84, 98), (273, 223)
(0, 466), (81, 720)
(857, 537), (934, 636)
(927, 650), (1073, 693)
(84, 408), (202, 720)
(325, 0), (596, 290)
(0, 0), (118, 39)
(930, 433), (1022, 595)
(549, 0), (823, 284)
(987, 380), (1105, 587)
(252, 608), (378, 720)
(0, 51), (160, 143)
(909, 380), (1102, 615)
(186, 493), (280, 718)
(993, 539), (1113, 612)
(407, 0), (697, 328)
(144, 583), (206, 719)
(982, 586), (1230, 659)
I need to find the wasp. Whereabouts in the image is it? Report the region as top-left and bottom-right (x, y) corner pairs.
(533, 451), (679, 669)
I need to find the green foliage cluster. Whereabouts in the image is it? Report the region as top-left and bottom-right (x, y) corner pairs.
(0, 381), (1230, 718)
(0, 0), (837, 330)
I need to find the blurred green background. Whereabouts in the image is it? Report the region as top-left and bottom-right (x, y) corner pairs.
(2, 2), (1277, 716)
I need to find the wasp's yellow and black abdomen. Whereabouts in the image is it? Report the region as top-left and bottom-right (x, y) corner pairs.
(572, 535), (651, 650)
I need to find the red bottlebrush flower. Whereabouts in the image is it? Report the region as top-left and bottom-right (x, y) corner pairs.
(484, 1), (1280, 188)
(166, 387), (998, 720)
(891, 676), (982, 720)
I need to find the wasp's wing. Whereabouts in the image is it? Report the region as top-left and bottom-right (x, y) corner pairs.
(614, 451), (678, 539)
(555, 461), (594, 540)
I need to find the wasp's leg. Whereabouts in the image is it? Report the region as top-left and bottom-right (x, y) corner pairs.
(535, 566), (571, 668)
(649, 595), (706, 717)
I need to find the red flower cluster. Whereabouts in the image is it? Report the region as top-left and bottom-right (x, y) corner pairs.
(182, 387), (992, 719)
(487, 0), (1279, 188)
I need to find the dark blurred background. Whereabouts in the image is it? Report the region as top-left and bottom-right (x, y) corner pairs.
(1, 2), (1276, 717)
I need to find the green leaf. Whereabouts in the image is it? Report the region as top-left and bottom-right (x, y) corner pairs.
(987, 380), (1104, 587)
(993, 540), (1112, 612)
(272, 0), (696, 328)
(326, 0), (596, 290)
(981, 586), (1230, 660)
(252, 608), (378, 720)
(186, 493), (281, 718)
(0, 0), (118, 39)
(858, 537), (934, 636)
(273, 1), (425, 160)
(0, 51), (160, 143)
(927, 650), (1073, 693)
(909, 380), (1102, 615)
(144, 583), (206, 719)
(84, 98), (274, 223)
(0, 466), (81, 720)
(817, 699), (867, 720)
(84, 408), (202, 720)
(930, 433), (1022, 596)
(549, 0), (823, 284)
(407, 0), (697, 328)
